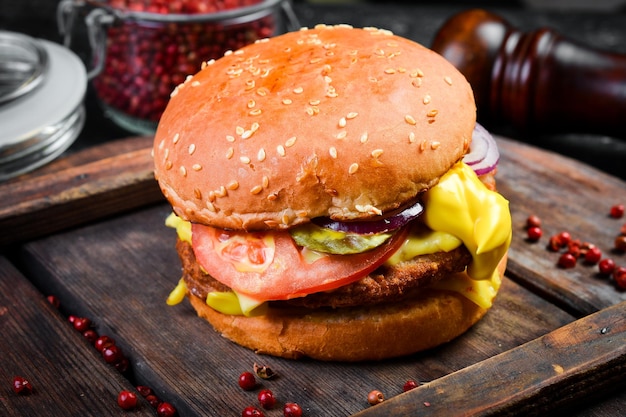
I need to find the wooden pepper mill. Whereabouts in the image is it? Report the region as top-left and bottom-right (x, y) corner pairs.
(431, 9), (626, 138)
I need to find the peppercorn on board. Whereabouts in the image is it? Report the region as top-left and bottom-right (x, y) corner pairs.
(1, 137), (625, 416)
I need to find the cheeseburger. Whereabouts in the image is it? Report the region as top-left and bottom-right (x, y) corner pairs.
(154, 24), (511, 361)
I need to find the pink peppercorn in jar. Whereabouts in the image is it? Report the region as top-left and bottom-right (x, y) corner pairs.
(58, 0), (299, 135)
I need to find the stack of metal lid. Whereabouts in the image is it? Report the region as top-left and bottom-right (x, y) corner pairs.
(0, 30), (86, 181)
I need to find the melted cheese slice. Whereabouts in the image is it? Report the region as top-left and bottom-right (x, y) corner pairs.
(165, 162), (511, 315)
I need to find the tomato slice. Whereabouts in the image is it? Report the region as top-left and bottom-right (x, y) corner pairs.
(191, 224), (410, 301)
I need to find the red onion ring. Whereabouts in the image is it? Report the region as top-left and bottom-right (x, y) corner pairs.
(463, 123), (500, 175)
(312, 200), (423, 235)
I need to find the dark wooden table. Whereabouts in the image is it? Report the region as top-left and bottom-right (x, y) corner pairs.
(1, 3), (626, 416)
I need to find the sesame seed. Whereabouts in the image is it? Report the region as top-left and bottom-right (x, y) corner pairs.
(158, 139), (165, 150)
(408, 132), (416, 143)
(369, 77), (378, 83)
(179, 166), (187, 177)
(285, 136), (297, 147)
(282, 98), (292, 105)
(262, 176), (269, 188)
(194, 188), (202, 199)
(329, 146), (338, 158)
(188, 144), (196, 155)
(245, 79), (256, 90)
(397, 67), (406, 73)
(371, 149), (384, 158)
(444, 76), (453, 85)
(336, 131), (347, 139)
(348, 163), (359, 174)
(248, 108), (262, 116)
(206, 201), (216, 213)
(431, 141), (441, 150)
(164, 148), (169, 160)
(226, 147), (234, 159)
(172, 133), (180, 144)
(321, 64), (332, 75)
(310, 57), (322, 64)
(267, 193), (278, 201)
(247, 99), (256, 108)
(282, 214), (290, 225)
(360, 132), (369, 143)
(412, 78), (422, 88)
(224, 50), (233, 56)
(257, 148), (266, 161)
(165, 161), (173, 170)
(346, 112), (358, 119)
(208, 191), (216, 202)
(324, 76), (333, 84)
(191, 81), (201, 87)
(251, 122), (259, 132)
(277, 145), (286, 156)
(338, 117), (347, 128)
(375, 48), (385, 56)
(240, 156), (251, 164)
(384, 68), (396, 74)
(423, 94), (431, 104)
(405, 115), (417, 125)
(306, 107), (315, 116)
(236, 126), (245, 136)
(427, 109), (439, 117)
(293, 87), (304, 94)
(207, 59), (215, 66)
(309, 99), (321, 106)
(226, 135), (235, 142)
(227, 180), (239, 190)
(257, 87), (269, 96)
(420, 140), (427, 152)
(250, 185), (263, 195)
(216, 186), (227, 198)
(192, 164), (202, 171)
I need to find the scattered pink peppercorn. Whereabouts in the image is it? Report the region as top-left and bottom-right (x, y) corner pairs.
(558, 253), (577, 269)
(283, 402), (303, 417)
(83, 329), (99, 344)
(157, 401), (177, 417)
(527, 226), (542, 242)
(117, 390), (138, 410)
(102, 345), (124, 364)
(94, 335), (115, 353)
(403, 379), (419, 392)
(615, 236), (626, 252)
(620, 223), (626, 235)
(610, 204), (624, 218)
(47, 295), (60, 308)
(72, 317), (92, 332)
(614, 267), (626, 290)
(12, 376), (33, 395)
(599, 258), (616, 275)
(136, 385), (152, 397)
(367, 390), (385, 406)
(526, 214), (541, 228)
(242, 406), (265, 417)
(238, 371), (257, 391)
(146, 394), (160, 408)
(584, 246), (602, 264)
(258, 389), (276, 410)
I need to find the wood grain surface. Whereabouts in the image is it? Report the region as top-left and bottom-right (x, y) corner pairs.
(2, 136), (626, 416)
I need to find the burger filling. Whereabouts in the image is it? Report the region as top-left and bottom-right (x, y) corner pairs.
(166, 161), (511, 316)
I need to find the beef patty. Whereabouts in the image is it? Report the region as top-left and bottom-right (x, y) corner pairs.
(176, 237), (472, 309)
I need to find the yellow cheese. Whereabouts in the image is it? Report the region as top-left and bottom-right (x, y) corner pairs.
(165, 212), (191, 243)
(422, 162), (511, 281)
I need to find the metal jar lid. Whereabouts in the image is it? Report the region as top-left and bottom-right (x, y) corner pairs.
(0, 31), (86, 181)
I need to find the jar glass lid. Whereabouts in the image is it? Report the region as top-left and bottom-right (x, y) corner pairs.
(0, 30), (49, 105)
(0, 32), (86, 181)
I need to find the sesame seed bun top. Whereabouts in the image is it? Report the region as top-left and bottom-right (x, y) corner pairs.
(153, 24), (475, 231)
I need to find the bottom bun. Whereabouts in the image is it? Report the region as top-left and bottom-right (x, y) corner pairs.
(188, 256), (507, 361)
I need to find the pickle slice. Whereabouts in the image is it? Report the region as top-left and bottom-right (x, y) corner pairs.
(289, 223), (393, 254)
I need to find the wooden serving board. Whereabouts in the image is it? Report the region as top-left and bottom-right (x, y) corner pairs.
(1, 136), (626, 416)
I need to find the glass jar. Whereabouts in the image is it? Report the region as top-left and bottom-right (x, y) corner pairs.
(58, 0), (299, 135)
